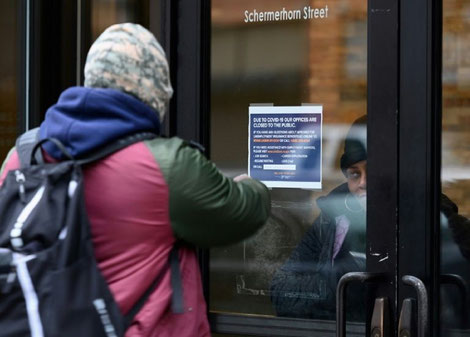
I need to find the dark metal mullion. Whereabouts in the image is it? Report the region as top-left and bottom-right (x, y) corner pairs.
(166, 0), (211, 308)
(78, 0), (92, 86)
(210, 313), (365, 337)
(29, 0), (41, 129)
(367, 0), (400, 335)
(198, 0), (211, 308)
(160, 0), (178, 136)
(429, 0), (442, 334)
(399, 0), (441, 335)
(76, 0), (82, 85)
(148, 1), (162, 43)
(28, 1), (78, 126)
(199, 0), (211, 154)
(17, 0), (29, 134)
(170, 0), (205, 143)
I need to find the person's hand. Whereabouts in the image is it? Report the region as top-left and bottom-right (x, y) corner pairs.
(233, 174), (250, 182)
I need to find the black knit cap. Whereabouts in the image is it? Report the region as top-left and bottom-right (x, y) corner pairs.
(340, 115), (367, 175)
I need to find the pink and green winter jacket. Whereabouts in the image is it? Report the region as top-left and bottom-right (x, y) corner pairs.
(0, 87), (271, 337)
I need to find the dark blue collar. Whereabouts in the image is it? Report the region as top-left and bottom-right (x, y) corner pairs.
(40, 86), (161, 159)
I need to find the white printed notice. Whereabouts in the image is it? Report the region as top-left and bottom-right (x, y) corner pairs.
(248, 105), (323, 189)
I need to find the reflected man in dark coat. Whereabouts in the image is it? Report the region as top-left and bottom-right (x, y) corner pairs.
(271, 115), (367, 321)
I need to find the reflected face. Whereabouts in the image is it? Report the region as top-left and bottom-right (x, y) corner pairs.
(346, 160), (367, 198)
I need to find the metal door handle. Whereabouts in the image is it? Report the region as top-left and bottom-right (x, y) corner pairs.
(371, 297), (390, 337)
(440, 273), (467, 305)
(336, 272), (385, 337)
(440, 273), (468, 326)
(401, 276), (428, 337)
(398, 298), (415, 337)
(440, 273), (467, 296)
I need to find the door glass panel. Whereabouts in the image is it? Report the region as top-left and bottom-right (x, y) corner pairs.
(210, 0), (368, 329)
(0, 0), (18, 162)
(90, 0), (150, 40)
(441, 1), (470, 335)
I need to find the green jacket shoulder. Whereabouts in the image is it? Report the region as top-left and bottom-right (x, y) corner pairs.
(144, 137), (271, 248)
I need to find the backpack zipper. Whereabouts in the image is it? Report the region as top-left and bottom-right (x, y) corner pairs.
(15, 170), (27, 204)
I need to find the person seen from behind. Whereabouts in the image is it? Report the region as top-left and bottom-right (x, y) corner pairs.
(270, 115), (367, 321)
(0, 23), (270, 337)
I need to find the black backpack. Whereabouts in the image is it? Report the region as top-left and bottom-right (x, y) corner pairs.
(0, 129), (183, 337)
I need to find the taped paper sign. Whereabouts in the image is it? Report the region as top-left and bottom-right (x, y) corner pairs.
(248, 105), (323, 189)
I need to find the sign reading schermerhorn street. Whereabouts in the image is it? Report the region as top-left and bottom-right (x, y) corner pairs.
(244, 6), (329, 23)
(248, 106), (323, 189)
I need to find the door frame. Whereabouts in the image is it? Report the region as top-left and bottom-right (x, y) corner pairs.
(366, 0), (400, 333)
(165, 0), (442, 335)
(399, 0), (442, 335)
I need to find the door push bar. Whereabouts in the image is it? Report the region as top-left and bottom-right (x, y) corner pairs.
(440, 273), (468, 326)
(401, 275), (428, 337)
(371, 297), (390, 337)
(398, 298), (415, 337)
(336, 272), (385, 337)
(336, 273), (429, 337)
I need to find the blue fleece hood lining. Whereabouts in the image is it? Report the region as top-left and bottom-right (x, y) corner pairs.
(40, 87), (160, 159)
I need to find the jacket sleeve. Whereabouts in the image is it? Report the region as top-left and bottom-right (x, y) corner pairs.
(146, 138), (271, 248)
(270, 214), (337, 319)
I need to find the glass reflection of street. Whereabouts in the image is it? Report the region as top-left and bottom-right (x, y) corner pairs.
(210, 0), (368, 323)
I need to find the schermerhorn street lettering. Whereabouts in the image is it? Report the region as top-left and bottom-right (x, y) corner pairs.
(244, 6), (329, 23)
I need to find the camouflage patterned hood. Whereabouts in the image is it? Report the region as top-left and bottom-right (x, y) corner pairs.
(84, 23), (173, 122)
(39, 86), (160, 159)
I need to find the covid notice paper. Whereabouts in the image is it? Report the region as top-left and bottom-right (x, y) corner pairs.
(248, 105), (323, 189)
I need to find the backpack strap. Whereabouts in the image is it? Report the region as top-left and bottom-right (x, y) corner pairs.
(15, 127), (43, 168)
(76, 132), (157, 165)
(188, 140), (206, 154)
(18, 130), (157, 167)
(169, 244), (185, 314)
(124, 244), (185, 327)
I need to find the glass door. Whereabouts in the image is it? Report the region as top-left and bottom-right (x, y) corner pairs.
(169, 0), (447, 335)
(207, 0), (397, 336)
(440, 0), (470, 335)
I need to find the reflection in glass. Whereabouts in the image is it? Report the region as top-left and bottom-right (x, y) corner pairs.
(270, 117), (366, 321)
(210, 0), (367, 323)
(91, 0), (150, 40)
(0, 1), (18, 162)
(441, 0), (470, 335)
